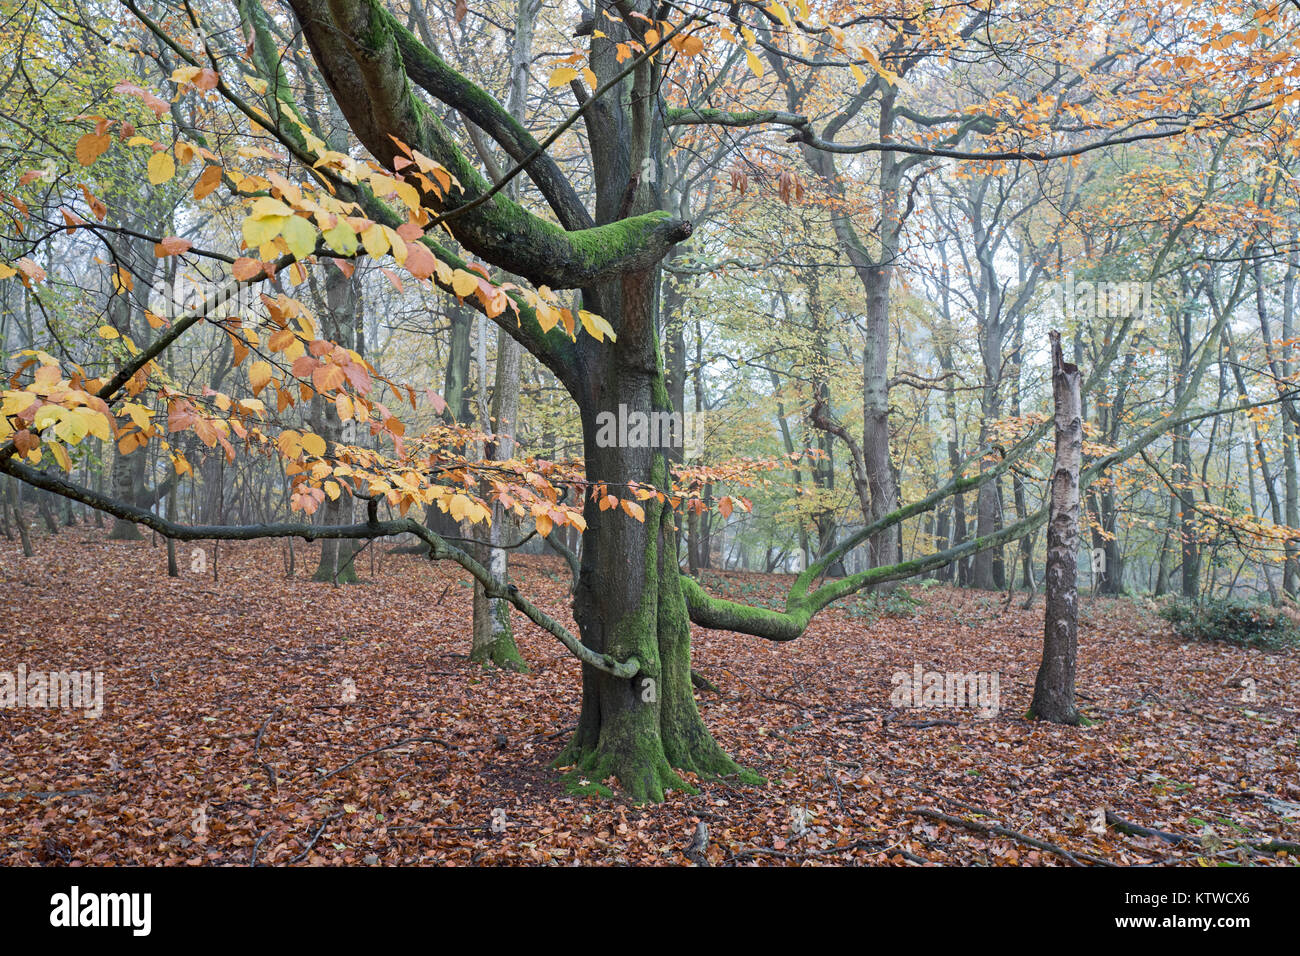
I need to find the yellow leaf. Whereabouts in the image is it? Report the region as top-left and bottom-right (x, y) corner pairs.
(242, 215), (285, 247)
(122, 402), (153, 430)
(746, 49), (765, 78)
(767, 2), (793, 28)
(384, 227), (408, 265)
(277, 429), (303, 458)
(451, 269), (479, 298)
(449, 493), (472, 522)
(147, 150), (176, 185)
(248, 360), (273, 395)
(548, 66), (579, 87)
(301, 431), (326, 456)
(250, 196), (295, 218)
(361, 224), (390, 260)
(579, 309), (617, 342)
(393, 180), (422, 213)
(1, 391), (37, 416)
(323, 222), (358, 256)
(83, 410), (111, 441)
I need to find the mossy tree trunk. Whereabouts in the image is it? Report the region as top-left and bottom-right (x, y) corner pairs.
(556, 271), (756, 801)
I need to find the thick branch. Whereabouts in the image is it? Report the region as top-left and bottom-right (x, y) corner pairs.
(664, 107), (810, 130)
(287, 0), (690, 289)
(387, 10), (592, 231)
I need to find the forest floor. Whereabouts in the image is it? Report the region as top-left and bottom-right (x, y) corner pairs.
(1, 525), (1297, 866)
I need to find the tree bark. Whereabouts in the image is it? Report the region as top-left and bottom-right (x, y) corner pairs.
(1031, 331), (1082, 725)
(558, 272), (757, 801)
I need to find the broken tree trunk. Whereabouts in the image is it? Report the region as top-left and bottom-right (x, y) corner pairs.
(1031, 330), (1082, 725)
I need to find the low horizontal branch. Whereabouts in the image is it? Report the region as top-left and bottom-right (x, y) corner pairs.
(0, 456), (638, 679)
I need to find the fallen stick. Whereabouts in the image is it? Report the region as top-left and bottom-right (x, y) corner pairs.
(1104, 811), (1195, 845)
(907, 806), (1109, 867)
(318, 735), (457, 781)
(0, 788), (95, 801)
(253, 705), (284, 758)
(288, 811), (345, 864)
(1105, 811), (1300, 856)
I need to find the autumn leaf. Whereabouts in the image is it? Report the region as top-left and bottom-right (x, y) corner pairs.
(193, 164), (222, 200)
(578, 309), (617, 342)
(301, 431), (327, 457)
(248, 361), (273, 396)
(147, 150), (176, 185)
(548, 67), (579, 88)
(282, 215), (318, 260)
(154, 236), (192, 258)
(75, 132), (112, 166)
(232, 257), (264, 281)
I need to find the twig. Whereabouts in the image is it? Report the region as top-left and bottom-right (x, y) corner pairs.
(318, 735), (457, 781)
(727, 838), (882, 862)
(825, 762), (846, 813)
(253, 705), (284, 758)
(288, 811), (345, 864)
(249, 830), (269, 867)
(0, 788), (94, 800)
(907, 806), (1103, 867)
(1105, 810), (1300, 855)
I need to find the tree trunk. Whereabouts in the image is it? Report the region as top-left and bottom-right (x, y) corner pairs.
(1031, 331), (1082, 725)
(7, 478), (33, 557)
(107, 449), (144, 540)
(557, 265), (758, 802)
(471, 325), (527, 670)
(313, 259), (362, 583)
(469, 0), (531, 670)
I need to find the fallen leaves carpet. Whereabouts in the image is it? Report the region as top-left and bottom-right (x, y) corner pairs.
(1, 529), (1296, 865)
